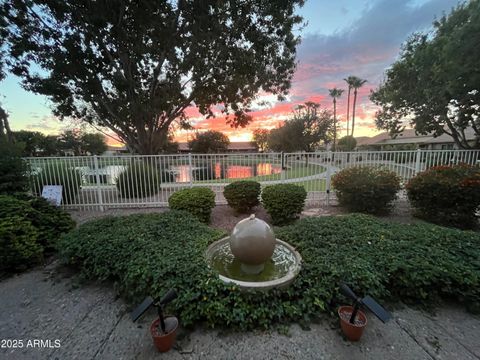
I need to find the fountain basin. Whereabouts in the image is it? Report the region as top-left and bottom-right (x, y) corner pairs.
(206, 237), (302, 290)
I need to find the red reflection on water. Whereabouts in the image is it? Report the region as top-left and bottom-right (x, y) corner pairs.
(215, 163), (222, 179)
(256, 163), (281, 176)
(227, 165), (253, 179)
(172, 162), (281, 182)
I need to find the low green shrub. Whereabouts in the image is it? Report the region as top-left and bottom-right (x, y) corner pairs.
(116, 164), (170, 198)
(223, 181), (260, 213)
(0, 216), (42, 271)
(58, 213), (480, 330)
(406, 164), (480, 229)
(31, 162), (82, 204)
(0, 140), (29, 194)
(261, 184), (306, 225)
(332, 166), (401, 214)
(168, 187), (215, 223)
(0, 195), (75, 271)
(13, 194), (76, 249)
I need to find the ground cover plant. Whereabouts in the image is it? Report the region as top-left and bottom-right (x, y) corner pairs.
(332, 166), (401, 214)
(58, 212), (480, 330)
(407, 164), (480, 229)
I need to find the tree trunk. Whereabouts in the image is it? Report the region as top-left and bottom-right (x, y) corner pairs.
(333, 98), (337, 152)
(351, 88), (357, 137)
(346, 87), (351, 137)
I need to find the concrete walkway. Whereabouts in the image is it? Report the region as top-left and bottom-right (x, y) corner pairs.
(1, 263), (479, 360)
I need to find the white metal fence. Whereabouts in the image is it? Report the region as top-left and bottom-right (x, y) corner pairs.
(24, 149), (480, 211)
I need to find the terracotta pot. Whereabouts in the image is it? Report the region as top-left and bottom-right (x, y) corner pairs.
(150, 316), (178, 352)
(338, 306), (367, 341)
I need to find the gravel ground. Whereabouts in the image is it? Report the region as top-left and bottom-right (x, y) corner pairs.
(68, 198), (416, 231)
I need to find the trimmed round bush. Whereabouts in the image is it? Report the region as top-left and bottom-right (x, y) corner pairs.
(332, 166), (401, 214)
(261, 184), (307, 225)
(406, 164), (480, 229)
(223, 181), (261, 213)
(32, 162), (82, 204)
(0, 216), (42, 271)
(58, 212), (480, 330)
(168, 187), (215, 223)
(116, 164), (170, 198)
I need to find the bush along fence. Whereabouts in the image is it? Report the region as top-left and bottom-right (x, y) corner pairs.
(23, 149), (480, 211)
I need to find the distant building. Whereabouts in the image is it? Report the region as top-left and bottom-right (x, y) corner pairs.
(103, 145), (129, 155)
(177, 141), (256, 153)
(356, 128), (478, 150)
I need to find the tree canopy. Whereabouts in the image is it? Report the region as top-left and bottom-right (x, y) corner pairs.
(188, 130), (230, 153)
(370, 0), (480, 149)
(251, 128), (269, 152)
(267, 102), (333, 152)
(2, 0), (304, 154)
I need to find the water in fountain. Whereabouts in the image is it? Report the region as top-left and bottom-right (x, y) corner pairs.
(206, 215), (302, 289)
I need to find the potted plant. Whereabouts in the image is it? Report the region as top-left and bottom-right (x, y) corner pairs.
(150, 314), (179, 352)
(338, 305), (367, 341)
(337, 283), (392, 342)
(131, 289), (179, 352)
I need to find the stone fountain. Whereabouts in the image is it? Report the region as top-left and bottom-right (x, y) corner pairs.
(206, 215), (302, 290)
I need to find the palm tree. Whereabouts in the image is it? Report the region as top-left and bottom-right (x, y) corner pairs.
(350, 77), (367, 137)
(343, 76), (357, 137)
(328, 88), (344, 152)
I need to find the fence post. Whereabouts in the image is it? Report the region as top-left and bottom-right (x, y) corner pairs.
(188, 153), (193, 188)
(414, 149), (422, 175)
(280, 152), (286, 183)
(93, 155), (104, 212)
(325, 151), (332, 206)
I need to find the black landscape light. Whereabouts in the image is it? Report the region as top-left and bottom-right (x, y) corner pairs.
(339, 283), (392, 324)
(131, 289), (178, 332)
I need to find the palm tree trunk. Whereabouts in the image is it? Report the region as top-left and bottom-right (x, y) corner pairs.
(351, 88), (358, 137)
(333, 98), (337, 152)
(346, 87), (351, 137)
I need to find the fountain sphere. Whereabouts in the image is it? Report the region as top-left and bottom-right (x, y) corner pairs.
(206, 215), (302, 290)
(229, 215), (275, 274)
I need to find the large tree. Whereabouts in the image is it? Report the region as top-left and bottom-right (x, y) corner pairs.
(370, 0), (480, 149)
(2, 0), (304, 154)
(251, 128), (269, 152)
(81, 133), (108, 155)
(188, 130), (230, 153)
(267, 102), (333, 152)
(350, 76), (367, 137)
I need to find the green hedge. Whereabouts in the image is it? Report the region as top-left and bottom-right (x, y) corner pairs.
(332, 166), (401, 214)
(0, 194), (75, 271)
(406, 164), (480, 229)
(116, 164), (172, 198)
(0, 216), (42, 271)
(168, 187), (215, 223)
(0, 140), (29, 194)
(223, 181), (260, 213)
(58, 213), (480, 330)
(261, 184), (306, 225)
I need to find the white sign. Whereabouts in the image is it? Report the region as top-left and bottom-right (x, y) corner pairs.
(41, 185), (63, 206)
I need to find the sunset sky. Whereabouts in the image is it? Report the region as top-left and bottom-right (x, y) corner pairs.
(0, 0), (460, 145)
